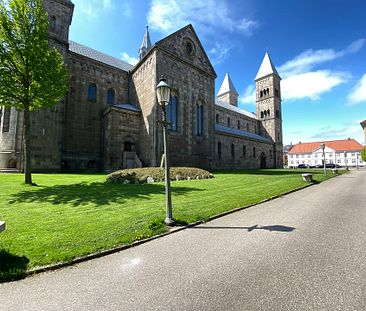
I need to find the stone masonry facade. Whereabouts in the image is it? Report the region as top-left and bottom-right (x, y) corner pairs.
(0, 0), (283, 172)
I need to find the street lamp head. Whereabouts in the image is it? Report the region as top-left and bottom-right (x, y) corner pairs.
(320, 142), (325, 150)
(156, 75), (171, 107)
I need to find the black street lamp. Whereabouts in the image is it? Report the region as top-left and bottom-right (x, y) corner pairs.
(156, 75), (174, 226)
(320, 142), (327, 176)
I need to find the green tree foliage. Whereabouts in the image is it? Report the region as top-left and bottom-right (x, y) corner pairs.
(361, 146), (366, 162)
(0, 0), (68, 184)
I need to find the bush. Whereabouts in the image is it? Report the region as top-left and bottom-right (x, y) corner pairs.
(106, 167), (213, 184)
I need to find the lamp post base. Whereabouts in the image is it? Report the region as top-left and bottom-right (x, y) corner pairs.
(164, 218), (175, 226)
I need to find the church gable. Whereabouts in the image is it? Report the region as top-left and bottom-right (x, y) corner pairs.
(155, 25), (216, 77)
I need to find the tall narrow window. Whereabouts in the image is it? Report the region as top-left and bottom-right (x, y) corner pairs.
(216, 114), (219, 124)
(2, 108), (11, 133)
(237, 120), (240, 129)
(227, 117), (230, 127)
(246, 123), (249, 131)
(87, 83), (97, 102)
(231, 144), (235, 158)
(167, 95), (178, 131)
(51, 16), (56, 31)
(195, 103), (203, 136)
(107, 88), (115, 105)
(243, 145), (246, 158)
(218, 142), (222, 160)
(253, 147), (256, 158)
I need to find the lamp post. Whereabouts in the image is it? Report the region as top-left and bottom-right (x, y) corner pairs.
(156, 75), (174, 226)
(344, 151), (348, 170)
(320, 142), (327, 176)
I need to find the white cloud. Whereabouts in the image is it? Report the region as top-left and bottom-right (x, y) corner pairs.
(121, 52), (139, 66)
(75, 0), (114, 18)
(281, 70), (347, 101)
(347, 74), (366, 105)
(147, 0), (258, 36)
(239, 84), (255, 104)
(209, 42), (231, 65)
(121, 3), (132, 17)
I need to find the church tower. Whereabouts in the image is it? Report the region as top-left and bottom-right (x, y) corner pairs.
(217, 73), (238, 106)
(42, 0), (74, 57)
(139, 26), (152, 60)
(255, 52), (283, 167)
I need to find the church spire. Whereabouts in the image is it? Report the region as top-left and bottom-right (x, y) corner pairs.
(139, 26), (152, 60)
(217, 73), (239, 107)
(255, 52), (280, 80)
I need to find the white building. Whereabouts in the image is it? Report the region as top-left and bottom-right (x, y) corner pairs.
(288, 138), (365, 168)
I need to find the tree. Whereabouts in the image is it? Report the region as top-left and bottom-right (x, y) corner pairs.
(361, 146), (366, 162)
(0, 0), (68, 184)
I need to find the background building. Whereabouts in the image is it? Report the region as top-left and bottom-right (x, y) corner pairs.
(288, 139), (365, 168)
(0, 0), (283, 172)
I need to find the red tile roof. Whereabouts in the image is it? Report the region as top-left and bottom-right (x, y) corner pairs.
(288, 138), (363, 154)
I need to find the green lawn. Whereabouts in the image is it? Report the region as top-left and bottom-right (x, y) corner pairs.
(0, 169), (342, 281)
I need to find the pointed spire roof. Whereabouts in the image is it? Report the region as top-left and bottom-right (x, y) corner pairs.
(255, 52), (280, 80)
(140, 26), (151, 51)
(217, 73), (238, 96)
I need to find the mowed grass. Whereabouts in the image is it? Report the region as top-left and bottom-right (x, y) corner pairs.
(0, 169), (341, 280)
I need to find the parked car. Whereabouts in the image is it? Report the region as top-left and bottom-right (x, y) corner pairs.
(297, 164), (309, 169)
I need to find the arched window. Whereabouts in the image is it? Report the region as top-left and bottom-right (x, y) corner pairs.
(267, 88), (269, 95)
(195, 103), (203, 136)
(2, 108), (11, 132)
(243, 145), (246, 158)
(231, 144), (235, 158)
(260, 90), (263, 98)
(167, 95), (178, 131)
(51, 16), (56, 31)
(227, 117), (230, 127)
(216, 114), (219, 123)
(246, 123), (249, 131)
(253, 147), (256, 158)
(263, 89), (266, 96)
(237, 120), (240, 129)
(218, 142), (222, 160)
(87, 83), (97, 102)
(107, 88), (115, 105)
(261, 111), (264, 119)
(267, 109), (270, 116)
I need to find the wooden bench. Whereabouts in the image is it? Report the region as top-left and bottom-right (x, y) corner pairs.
(301, 173), (313, 182)
(0, 221), (5, 233)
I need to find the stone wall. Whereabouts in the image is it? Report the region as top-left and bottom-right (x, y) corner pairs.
(154, 49), (215, 170)
(61, 52), (130, 170)
(213, 133), (275, 169)
(103, 107), (140, 171)
(130, 53), (157, 167)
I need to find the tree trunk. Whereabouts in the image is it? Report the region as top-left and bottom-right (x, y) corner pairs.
(23, 106), (32, 185)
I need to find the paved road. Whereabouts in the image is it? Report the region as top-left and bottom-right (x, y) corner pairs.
(1, 170), (366, 311)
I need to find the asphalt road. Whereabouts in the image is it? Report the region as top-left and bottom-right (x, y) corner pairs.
(1, 170), (365, 311)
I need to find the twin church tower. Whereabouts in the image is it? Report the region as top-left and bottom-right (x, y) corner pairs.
(0, 0), (283, 171)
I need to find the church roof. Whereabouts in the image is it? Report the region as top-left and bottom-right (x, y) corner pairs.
(140, 26), (152, 51)
(255, 52), (280, 80)
(69, 41), (134, 72)
(215, 99), (257, 120)
(288, 139), (363, 154)
(215, 124), (271, 143)
(217, 73), (238, 96)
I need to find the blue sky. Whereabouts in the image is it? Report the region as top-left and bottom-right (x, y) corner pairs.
(69, 0), (366, 146)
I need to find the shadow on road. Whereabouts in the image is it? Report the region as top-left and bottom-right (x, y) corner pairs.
(191, 224), (295, 232)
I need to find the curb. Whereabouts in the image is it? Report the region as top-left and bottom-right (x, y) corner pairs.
(22, 174), (341, 279)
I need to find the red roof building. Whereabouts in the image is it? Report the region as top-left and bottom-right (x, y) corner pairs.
(287, 138), (365, 168)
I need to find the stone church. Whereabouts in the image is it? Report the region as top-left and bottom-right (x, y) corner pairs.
(0, 0), (283, 172)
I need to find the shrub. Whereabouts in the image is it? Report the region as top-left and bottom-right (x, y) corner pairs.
(106, 167), (213, 184)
